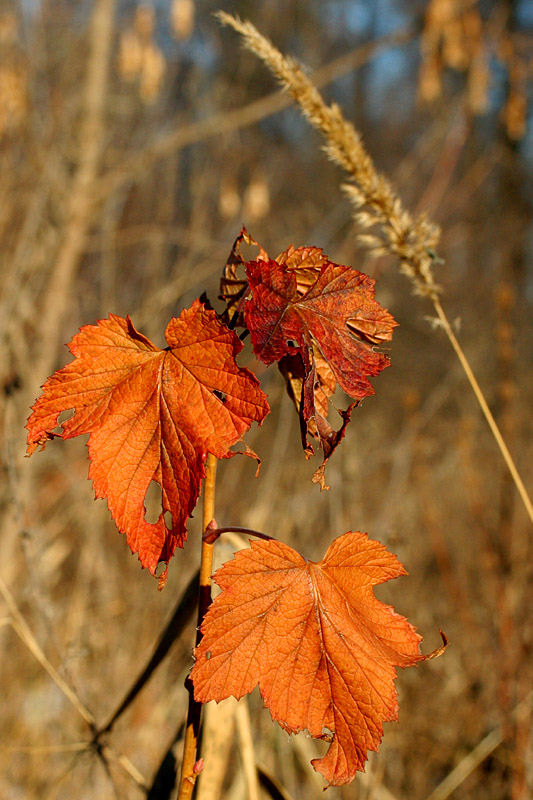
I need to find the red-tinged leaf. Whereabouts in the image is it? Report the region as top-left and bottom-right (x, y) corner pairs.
(244, 255), (397, 487)
(219, 230), (397, 484)
(191, 531), (425, 786)
(276, 242), (331, 295)
(26, 301), (269, 578)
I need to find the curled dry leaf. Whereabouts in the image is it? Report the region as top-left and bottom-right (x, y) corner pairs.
(191, 531), (442, 786)
(220, 229), (397, 488)
(245, 254), (397, 488)
(26, 301), (269, 581)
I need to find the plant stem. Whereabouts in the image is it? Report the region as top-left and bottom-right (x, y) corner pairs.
(177, 453), (217, 800)
(433, 299), (533, 527)
(203, 525), (274, 544)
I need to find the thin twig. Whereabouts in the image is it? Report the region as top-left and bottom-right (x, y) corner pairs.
(101, 744), (149, 791)
(0, 576), (95, 728)
(0, 576), (150, 791)
(177, 453), (218, 800)
(99, 567), (200, 735)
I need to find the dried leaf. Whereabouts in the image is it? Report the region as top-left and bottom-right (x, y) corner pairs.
(244, 254), (396, 487)
(219, 227), (268, 328)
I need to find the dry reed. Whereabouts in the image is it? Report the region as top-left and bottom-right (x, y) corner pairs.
(217, 11), (533, 528)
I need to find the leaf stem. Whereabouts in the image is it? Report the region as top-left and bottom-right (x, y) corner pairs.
(203, 525), (275, 545)
(177, 453), (217, 800)
(227, 281), (250, 330)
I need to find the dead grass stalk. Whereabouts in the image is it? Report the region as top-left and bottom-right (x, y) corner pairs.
(218, 11), (533, 528)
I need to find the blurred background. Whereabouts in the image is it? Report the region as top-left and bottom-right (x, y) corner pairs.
(0, 0), (532, 798)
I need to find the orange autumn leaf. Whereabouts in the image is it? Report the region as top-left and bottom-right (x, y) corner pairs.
(26, 301), (269, 579)
(191, 531), (425, 786)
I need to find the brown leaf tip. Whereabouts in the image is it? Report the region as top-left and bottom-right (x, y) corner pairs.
(422, 630), (450, 661)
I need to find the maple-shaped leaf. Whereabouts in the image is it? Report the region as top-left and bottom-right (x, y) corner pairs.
(244, 255), (397, 488)
(26, 301), (269, 579)
(191, 531), (428, 786)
